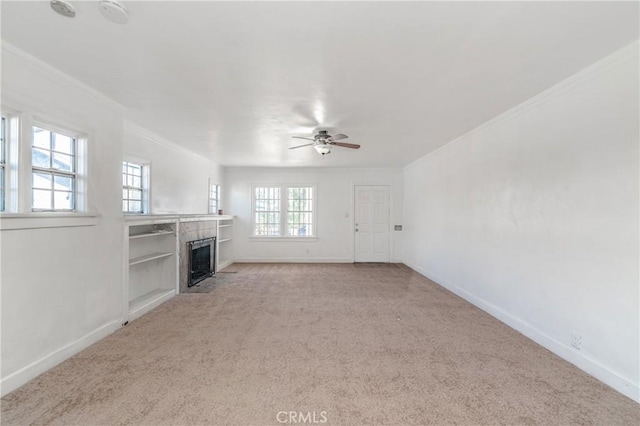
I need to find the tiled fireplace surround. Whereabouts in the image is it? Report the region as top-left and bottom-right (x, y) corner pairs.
(178, 220), (216, 293)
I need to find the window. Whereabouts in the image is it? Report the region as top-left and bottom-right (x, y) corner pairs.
(254, 187), (281, 236)
(209, 182), (220, 214)
(122, 161), (148, 213)
(32, 126), (76, 211)
(253, 185), (315, 237)
(286, 187), (313, 236)
(0, 116), (6, 212)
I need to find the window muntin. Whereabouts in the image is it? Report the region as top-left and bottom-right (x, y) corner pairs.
(253, 185), (314, 237)
(209, 183), (220, 214)
(122, 161), (145, 213)
(31, 126), (76, 211)
(0, 117), (6, 212)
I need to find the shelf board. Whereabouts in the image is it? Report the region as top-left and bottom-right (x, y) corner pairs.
(129, 230), (174, 239)
(129, 252), (174, 266)
(218, 224), (233, 228)
(218, 238), (232, 243)
(129, 289), (175, 317)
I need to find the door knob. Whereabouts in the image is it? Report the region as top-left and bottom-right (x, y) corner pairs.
(355, 229), (359, 232)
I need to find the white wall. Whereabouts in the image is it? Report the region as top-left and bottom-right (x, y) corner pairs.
(225, 167), (403, 262)
(1, 44), (125, 395)
(403, 42), (639, 401)
(124, 124), (223, 214)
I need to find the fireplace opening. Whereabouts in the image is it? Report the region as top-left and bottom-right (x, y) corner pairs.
(188, 237), (215, 286)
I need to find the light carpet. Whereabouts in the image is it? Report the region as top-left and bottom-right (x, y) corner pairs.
(2, 263), (638, 425)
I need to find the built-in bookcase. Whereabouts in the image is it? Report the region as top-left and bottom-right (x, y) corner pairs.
(123, 216), (179, 323)
(216, 218), (233, 270)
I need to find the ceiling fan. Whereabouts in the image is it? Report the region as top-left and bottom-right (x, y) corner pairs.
(290, 130), (360, 156)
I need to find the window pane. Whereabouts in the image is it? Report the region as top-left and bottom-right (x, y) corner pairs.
(54, 191), (74, 210)
(53, 153), (74, 172)
(33, 127), (51, 149)
(122, 161), (146, 213)
(53, 133), (73, 154)
(32, 148), (51, 168)
(33, 172), (52, 189)
(54, 175), (73, 191)
(130, 189), (142, 200)
(33, 189), (52, 209)
(286, 186), (313, 237)
(0, 169), (4, 212)
(0, 117), (5, 164)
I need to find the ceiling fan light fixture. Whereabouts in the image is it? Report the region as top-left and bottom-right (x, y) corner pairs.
(314, 144), (331, 156)
(98, 0), (129, 24)
(50, 0), (76, 18)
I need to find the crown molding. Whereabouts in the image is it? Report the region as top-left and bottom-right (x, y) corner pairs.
(1, 40), (125, 114)
(123, 120), (218, 164)
(406, 39), (640, 169)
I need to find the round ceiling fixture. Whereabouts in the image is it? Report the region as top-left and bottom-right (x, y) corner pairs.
(50, 0), (75, 18)
(98, 0), (129, 24)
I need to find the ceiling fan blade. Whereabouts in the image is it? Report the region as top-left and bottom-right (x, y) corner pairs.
(289, 143), (315, 150)
(292, 136), (315, 141)
(330, 142), (360, 149)
(331, 133), (349, 141)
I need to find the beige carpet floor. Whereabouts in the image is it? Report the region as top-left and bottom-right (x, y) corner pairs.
(2, 263), (638, 425)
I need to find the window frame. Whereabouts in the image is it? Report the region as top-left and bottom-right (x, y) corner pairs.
(251, 184), (317, 239)
(31, 124), (78, 212)
(122, 158), (150, 214)
(0, 108), (97, 231)
(0, 116), (6, 212)
(208, 180), (220, 214)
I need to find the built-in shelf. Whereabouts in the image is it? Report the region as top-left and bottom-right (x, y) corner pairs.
(129, 230), (174, 239)
(124, 217), (179, 324)
(216, 218), (233, 272)
(129, 289), (175, 317)
(129, 252), (174, 266)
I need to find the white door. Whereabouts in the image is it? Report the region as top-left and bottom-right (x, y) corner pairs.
(354, 185), (390, 262)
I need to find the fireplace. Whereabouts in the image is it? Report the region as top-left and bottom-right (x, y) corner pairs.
(188, 237), (215, 286)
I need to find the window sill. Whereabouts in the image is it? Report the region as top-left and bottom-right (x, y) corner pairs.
(249, 236), (318, 242)
(0, 212), (99, 230)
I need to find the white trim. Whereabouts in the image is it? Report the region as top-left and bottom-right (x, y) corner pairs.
(251, 183), (317, 238)
(128, 289), (176, 323)
(0, 212), (99, 230)
(1, 41), (124, 114)
(0, 320), (121, 397)
(124, 121), (215, 164)
(405, 40), (640, 170)
(402, 261), (640, 403)
(234, 257), (353, 263)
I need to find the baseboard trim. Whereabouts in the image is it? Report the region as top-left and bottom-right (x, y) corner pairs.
(233, 257), (354, 263)
(0, 320), (121, 397)
(403, 261), (640, 403)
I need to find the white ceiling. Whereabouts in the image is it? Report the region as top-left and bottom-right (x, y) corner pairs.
(1, 1), (638, 167)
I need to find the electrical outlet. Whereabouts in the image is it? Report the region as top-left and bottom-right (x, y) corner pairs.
(571, 333), (582, 350)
